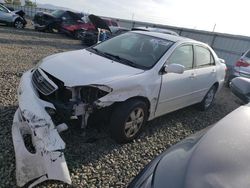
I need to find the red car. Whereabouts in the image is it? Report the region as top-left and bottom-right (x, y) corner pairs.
(33, 10), (96, 38)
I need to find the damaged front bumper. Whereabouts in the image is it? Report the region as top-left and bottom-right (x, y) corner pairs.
(12, 70), (71, 187)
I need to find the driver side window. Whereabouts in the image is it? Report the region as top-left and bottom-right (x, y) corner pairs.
(167, 45), (194, 69)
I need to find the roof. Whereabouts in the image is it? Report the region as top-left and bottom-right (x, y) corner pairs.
(132, 26), (179, 36)
(131, 30), (196, 43)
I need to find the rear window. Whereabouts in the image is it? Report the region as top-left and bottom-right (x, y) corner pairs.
(111, 21), (118, 26)
(51, 10), (65, 18)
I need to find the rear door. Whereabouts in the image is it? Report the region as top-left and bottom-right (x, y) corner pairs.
(191, 45), (217, 102)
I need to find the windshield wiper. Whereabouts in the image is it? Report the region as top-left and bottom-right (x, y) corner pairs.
(103, 52), (140, 68)
(90, 48), (115, 59)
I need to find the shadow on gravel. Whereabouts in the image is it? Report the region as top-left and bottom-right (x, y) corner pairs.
(0, 105), (18, 188)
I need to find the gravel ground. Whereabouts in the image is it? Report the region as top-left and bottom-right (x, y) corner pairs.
(0, 26), (240, 188)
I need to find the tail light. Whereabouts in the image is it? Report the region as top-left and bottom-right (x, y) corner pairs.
(235, 59), (250, 67)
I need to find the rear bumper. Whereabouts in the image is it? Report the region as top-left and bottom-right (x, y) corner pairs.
(229, 70), (250, 81)
(12, 70), (71, 187)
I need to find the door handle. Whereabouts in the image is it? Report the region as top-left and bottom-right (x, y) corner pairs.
(211, 69), (216, 73)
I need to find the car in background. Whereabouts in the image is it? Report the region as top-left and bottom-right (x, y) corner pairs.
(0, 4), (26, 29)
(83, 25), (129, 46)
(33, 10), (95, 38)
(226, 49), (250, 86)
(132, 26), (179, 36)
(129, 77), (250, 188)
(102, 18), (119, 27)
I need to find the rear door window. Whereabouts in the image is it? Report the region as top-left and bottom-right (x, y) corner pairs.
(194, 45), (215, 67)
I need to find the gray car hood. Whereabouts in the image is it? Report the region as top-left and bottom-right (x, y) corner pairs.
(153, 103), (250, 188)
(39, 49), (144, 87)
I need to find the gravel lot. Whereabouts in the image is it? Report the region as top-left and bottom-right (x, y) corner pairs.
(0, 26), (240, 188)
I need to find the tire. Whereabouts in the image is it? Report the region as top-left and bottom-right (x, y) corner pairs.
(74, 30), (83, 39)
(197, 85), (217, 111)
(109, 99), (148, 143)
(14, 19), (24, 29)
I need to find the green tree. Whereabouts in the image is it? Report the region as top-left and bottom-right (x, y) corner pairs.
(12, 0), (21, 5)
(25, 0), (36, 7)
(4, 0), (12, 4)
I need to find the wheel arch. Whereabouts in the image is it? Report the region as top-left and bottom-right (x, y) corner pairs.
(124, 96), (151, 119)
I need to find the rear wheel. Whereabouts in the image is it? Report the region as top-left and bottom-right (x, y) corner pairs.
(197, 85), (217, 111)
(109, 99), (148, 143)
(14, 19), (24, 29)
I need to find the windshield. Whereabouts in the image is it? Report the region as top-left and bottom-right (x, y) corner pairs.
(51, 10), (65, 18)
(89, 32), (174, 70)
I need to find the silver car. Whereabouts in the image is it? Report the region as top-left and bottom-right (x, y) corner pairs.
(0, 4), (26, 29)
(226, 49), (250, 85)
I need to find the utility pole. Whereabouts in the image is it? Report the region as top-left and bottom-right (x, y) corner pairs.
(213, 23), (216, 32)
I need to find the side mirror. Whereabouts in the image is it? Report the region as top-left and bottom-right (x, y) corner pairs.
(163, 64), (185, 74)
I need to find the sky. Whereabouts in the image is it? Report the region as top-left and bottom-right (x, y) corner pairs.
(35, 0), (250, 36)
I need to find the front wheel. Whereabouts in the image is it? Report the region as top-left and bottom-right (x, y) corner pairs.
(197, 85), (217, 111)
(109, 99), (148, 143)
(14, 19), (24, 29)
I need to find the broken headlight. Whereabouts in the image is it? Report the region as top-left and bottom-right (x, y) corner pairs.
(80, 85), (112, 103)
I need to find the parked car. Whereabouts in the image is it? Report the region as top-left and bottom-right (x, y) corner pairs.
(12, 31), (226, 187)
(132, 26), (179, 36)
(226, 49), (250, 86)
(129, 77), (250, 188)
(83, 25), (129, 46)
(33, 10), (95, 38)
(80, 14), (113, 45)
(102, 17), (119, 27)
(0, 4), (26, 29)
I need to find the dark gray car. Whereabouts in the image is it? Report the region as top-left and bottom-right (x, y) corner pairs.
(0, 4), (26, 29)
(129, 77), (250, 188)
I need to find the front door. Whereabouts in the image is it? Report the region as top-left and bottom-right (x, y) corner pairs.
(155, 44), (197, 117)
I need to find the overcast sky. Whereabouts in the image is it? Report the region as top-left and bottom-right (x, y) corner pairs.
(35, 0), (249, 36)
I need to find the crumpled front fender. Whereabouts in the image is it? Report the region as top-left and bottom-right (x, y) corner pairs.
(12, 70), (72, 187)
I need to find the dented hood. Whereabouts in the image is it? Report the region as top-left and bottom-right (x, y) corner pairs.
(39, 49), (144, 87)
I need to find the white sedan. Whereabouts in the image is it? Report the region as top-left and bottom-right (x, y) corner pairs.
(12, 31), (226, 187)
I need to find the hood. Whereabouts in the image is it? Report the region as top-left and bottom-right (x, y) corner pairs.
(39, 49), (144, 87)
(88, 14), (110, 32)
(152, 103), (250, 188)
(13, 10), (25, 17)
